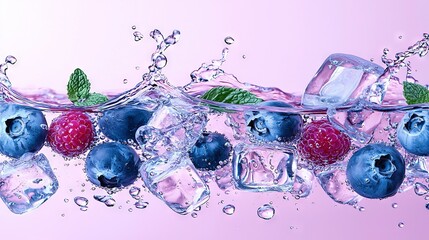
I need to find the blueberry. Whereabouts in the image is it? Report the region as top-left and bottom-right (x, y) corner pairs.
(99, 106), (153, 142)
(0, 104), (47, 158)
(245, 101), (303, 142)
(397, 110), (429, 156)
(346, 143), (405, 199)
(85, 142), (141, 188)
(189, 132), (232, 170)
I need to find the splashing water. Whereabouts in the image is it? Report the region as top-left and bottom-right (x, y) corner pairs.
(0, 30), (429, 219)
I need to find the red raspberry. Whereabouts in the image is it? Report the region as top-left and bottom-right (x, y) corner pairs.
(48, 111), (94, 157)
(297, 119), (351, 166)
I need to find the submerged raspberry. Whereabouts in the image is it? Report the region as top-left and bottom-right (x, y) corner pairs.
(47, 111), (94, 157)
(297, 120), (351, 166)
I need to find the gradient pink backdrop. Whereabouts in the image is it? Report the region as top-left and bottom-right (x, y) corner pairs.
(0, 1), (428, 240)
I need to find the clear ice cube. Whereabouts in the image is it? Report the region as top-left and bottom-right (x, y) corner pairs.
(140, 151), (210, 214)
(327, 101), (383, 143)
(232, 143), (296, 192)
(302, 53), (385, 107)
(316, 167), (362, 205)
(0, 153), (59, 214)
(136, 97), (207, 158)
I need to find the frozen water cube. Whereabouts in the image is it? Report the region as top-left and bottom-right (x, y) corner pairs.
(137, 97), (207, 157)
(327, 101), (383, 143)
(316, 167), (362, 205)
(302, 53), (385, 107)
(140, 151), (210, 214)
(291, 168), (314, 198)
(232, 143), (296, 192)
(0, 153), (59, 214)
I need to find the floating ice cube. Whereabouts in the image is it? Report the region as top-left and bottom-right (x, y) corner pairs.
(291, 168), (314, 198)
(302, 53), (385, 107)
(140, 151), (210, 214)
(232, 143), (296, 192)
(136, 97), (207, 158)
(327, 100), (383, 143)
(316, 167), (362, 205)
(0, 153), (59, 214)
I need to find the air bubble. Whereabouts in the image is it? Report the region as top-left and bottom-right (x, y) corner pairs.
(257, 204), (275, 220)
(222, 204), (235, 215)
(224, 36), (235, 45)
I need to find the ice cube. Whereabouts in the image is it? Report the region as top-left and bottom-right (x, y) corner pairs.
(140, 151), (210, 214)
(327, 100), (383, 143)
(302, 53), (385, 107)
(0, 153), (59, 214)
(291, 168), (314, 198)
(316, 167), (362, 205)
(232, 143), (296, 192)
(136, 97), (207, 158)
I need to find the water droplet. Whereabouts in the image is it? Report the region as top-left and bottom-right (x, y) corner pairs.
(129, 186), (141, 199)
(257, 204), (275, 220)
(40, 124), (48, 130)
(5, 55), (17, 64)
(398, 222), (405, 228)
(399, 35), (403, 39)
(414, 182), (429, 196)
(223, 204), (235, 215)
(93, 195), (116, 207)
(242, 55), (246, 59)
(123, 79), (128, 84)
(392, 203), (398, 208)
(135, 200), (149, 209)
(425, 203), (429, 210)
(64, 198), (69, 203)
(74, 196), (89, 208)
(191, 212), (198, 218)
(61, 213), (65, 217)
(131, 25), (137, 30)
(128, 208), (133, 212)
(224, 36), (235, 45)
(358, 206), (365, 212)
(133, 31), (144, 41)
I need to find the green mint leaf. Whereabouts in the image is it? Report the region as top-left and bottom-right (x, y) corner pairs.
(67, 68), (91, 102)
(201, 86), (263, 104)
(403, 81), (429, 104)
(200, 86), (263, 112)
(74, 93), (109, 106)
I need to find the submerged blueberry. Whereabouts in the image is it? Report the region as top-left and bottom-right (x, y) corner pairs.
(397, 110), (429, 156)
(0, 104), (48, 158)
(245, 101), (303, 142)
(346, 144), (405, 199)
(189, 132), (232, 170)
(99, 106), (153, 142)
(85, 142), (140, 188)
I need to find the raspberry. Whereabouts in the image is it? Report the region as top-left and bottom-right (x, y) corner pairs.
(297, 119), (351, 166)
(48, 111), (94, 157)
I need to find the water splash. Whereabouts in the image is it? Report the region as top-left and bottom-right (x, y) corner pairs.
(365, 33), (429, 104)
(147, 29), (181, 73)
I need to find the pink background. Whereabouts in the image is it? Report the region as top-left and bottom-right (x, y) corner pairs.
(0, 1), (428, 239)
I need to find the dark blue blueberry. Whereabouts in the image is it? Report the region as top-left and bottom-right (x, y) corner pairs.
(397, 110), (429, 156)
(346, 143), (405, 199)
(245, 101), (303, 142)
(85, 142), (140, 188)
(99, 106), (152, 142)
(189, 132), (232, 171)
(0, 104), (47, 158)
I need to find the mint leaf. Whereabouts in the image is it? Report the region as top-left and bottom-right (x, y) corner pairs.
(74, 93), (109, 106)
(403, 81), (429, 104)
(201, 86), (263, 104)
(67, 68), (91, 102)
